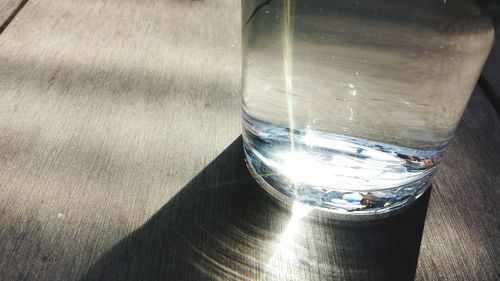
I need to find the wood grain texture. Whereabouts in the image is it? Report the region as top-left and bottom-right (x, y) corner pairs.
(0, 0), (498, 281)
(0, 0), (240, 280)
(417, 88), (500, 281)
(0, 0), (25, 32)
(481, 35), (500, 113)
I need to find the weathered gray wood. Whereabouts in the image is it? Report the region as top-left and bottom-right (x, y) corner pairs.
(0, 0), (498, 281)
(417, 88), (500, 281)
(0, 0), (24, 31)
(481, 35), (500, 112)
(0, 0), (241, 280)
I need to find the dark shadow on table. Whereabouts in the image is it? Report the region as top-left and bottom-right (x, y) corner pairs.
(81, 136), (430, 281)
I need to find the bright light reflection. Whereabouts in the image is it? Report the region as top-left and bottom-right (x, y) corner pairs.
(253, 131), (413, 189)
(266, 202), (313, 279)
(283, 0), (295, 153)
(347, 83), (357, 96)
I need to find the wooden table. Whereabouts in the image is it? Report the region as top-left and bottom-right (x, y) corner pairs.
(0, 1), (498, 280)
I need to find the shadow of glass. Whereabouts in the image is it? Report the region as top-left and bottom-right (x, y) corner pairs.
(82, 136), (430, 281)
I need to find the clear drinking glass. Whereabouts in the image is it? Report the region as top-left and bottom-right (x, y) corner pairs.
(242, 0), (496, 215)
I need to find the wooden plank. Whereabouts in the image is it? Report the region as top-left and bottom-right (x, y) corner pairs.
(416, 88), (500, 281)
(83, 138), (434, 281)
(0, 0), (241, 280)
(481, 35), (500, 113)
(0, 1), (498, 281)
(80, 89), (500, 281)
(0, 0), (26, 33)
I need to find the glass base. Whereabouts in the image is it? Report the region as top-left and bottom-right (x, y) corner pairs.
(244, 144), (432, 217)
